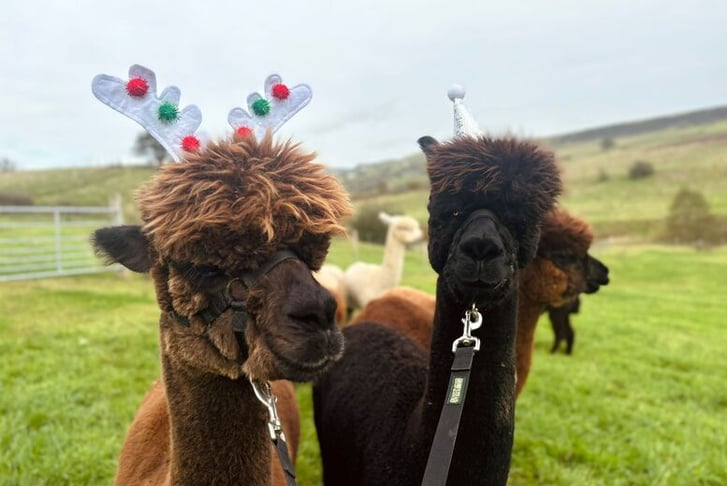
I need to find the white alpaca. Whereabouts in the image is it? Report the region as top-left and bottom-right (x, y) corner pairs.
(314, 264), (348, 325)
(344, 212), (424, 311)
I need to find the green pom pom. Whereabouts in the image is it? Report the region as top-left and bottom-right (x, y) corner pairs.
(158, 102), (179, 123)
(252, 98), (270, 117)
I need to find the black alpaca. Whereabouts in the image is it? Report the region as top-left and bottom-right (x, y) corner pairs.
(547, 254), (608, 355)
(548, 297), (580, 354)
(313, 135), (562, 485)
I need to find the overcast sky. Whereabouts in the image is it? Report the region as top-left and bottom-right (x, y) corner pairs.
(1, 0), (725, 170)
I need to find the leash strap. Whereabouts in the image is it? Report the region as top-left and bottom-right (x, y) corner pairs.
(274, 434), (297, 486)
(421, 344), (477, 486)
(251, 379), (297, 486)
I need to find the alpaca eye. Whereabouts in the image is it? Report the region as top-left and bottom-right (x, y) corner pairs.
(551, 253), (577, 266)
(452, 210), (461, 217)
(195, 264), (222, 278)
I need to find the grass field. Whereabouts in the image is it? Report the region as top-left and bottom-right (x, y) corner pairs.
(1, 113), (726, 484)
(1, 241), (726, 485)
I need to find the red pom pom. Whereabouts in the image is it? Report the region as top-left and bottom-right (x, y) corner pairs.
(236, 126), (253, 137)
(272, 83), (290, 100)
(181, 135), (201, 152)
(126, 77), (149, 97)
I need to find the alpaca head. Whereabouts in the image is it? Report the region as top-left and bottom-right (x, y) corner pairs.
(525, 208), (610, 306)
(378, 212), (424, 246)
(93, 135), (352, 381)
(418, 135), (562, 306)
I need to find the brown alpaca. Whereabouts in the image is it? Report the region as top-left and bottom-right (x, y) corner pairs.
(351, 209), (609, 398)
(515, 208), (609, 396)
(114, 379), (299, 485)
(351, 286), (435, 344)
(93, 135), (351, 485)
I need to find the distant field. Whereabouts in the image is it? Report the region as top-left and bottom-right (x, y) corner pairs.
(0, 166), (155, 223)
(357, 121), (727, 240)
(3, 117), (727, 244)
(1, 242), (725, 485)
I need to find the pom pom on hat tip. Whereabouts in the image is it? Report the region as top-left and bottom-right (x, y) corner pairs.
(447, 84), (466, 101)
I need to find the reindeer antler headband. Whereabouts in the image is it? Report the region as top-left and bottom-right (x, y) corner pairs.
(91, 64), (312, 162)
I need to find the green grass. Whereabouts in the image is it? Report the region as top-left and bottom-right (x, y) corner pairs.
(1, 243), (726, 484)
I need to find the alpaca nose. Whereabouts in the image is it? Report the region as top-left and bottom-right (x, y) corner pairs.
(287, 288), (337, 329)
(459, 233), (503, 262)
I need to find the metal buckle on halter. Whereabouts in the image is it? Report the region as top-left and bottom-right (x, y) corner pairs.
(224, 278), (246, 310)
(250, 379), (285, 441)
(451, 304), (483, 353)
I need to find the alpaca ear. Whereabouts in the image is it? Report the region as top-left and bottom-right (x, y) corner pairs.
(417, 136), (439, 156)
(378, 212), (392, 225)
(92, 225), (152, 273)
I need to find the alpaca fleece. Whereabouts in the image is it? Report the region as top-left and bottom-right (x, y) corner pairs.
(138, 134), (350, 272)
(422, 135), (563, 271)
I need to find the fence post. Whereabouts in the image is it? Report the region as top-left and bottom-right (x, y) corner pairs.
(54, 208), (63, 273)
(110, 193), (124, 225)
(109, 194), (129, 278)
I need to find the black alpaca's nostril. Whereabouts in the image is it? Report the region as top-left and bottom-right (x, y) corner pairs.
(460, 234), (503, 262)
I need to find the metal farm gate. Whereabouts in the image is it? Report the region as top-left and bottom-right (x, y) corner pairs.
(0, 203), (123, 282)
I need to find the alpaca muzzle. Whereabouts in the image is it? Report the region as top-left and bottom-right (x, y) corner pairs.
(169, 249), (300, 358)
(450, 210), (515, 289)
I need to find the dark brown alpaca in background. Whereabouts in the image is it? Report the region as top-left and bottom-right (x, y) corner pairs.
(94, 135), (351, 485)
(515, 208), (609, 396)
(314, 135), (562, 485)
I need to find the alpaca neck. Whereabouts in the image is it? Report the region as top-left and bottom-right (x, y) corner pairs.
(162, 352), (272, 486)
(515, 288), (547, 397)
(417, 277), (517, 484)
(380, 232), (406, 287)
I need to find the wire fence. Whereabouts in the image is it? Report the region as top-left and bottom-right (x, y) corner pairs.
(0, 198), (123, 282)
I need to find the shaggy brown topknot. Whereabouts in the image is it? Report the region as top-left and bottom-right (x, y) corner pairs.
(537, 209), (594, 257)
(137, 134), (352, 271)
(419, 135), (563, 267)
(421, 135), (562, 216)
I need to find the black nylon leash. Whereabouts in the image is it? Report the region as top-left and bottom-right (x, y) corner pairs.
(274, 432), (297, 486)
(421, 306), (482, 486)
(251, 379), (297, 486)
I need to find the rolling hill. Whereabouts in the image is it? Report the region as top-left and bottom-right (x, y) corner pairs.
(2, 105), (727, 240)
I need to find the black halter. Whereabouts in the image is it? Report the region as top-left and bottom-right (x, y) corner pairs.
(167, 248), (300, 486)
(168, 249), (299, 357)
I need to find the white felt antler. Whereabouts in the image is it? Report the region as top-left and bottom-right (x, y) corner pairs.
(228, 74), (312, 139)
(91, 65), (203, 162)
